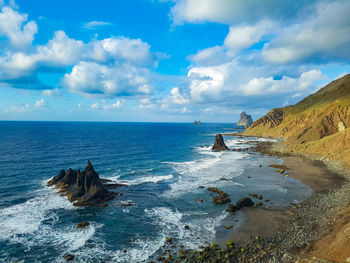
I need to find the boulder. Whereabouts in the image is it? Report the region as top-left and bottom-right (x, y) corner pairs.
(64, 254), (75, 261)
(77, 222), (89, 229)
(207, 187), (231, 204)
(226, 204), (239, 213)
(236, 197), (254, 208)
(237, 112), (253, 128)
(48, 161), (118, 206)
(213, 195), (231, 204)
(212, 134), (229, 151)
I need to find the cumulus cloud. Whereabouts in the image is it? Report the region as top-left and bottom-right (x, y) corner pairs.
(34, 98), (45, 107)
(224, 20), (274, 51)
(63, 61), (153, 98)
(0, 4), (165, 96)
(103, 99), (123, 110)
(91, 102), (99, 109)
(139, 98), (156, 110)
(187, 59), (324, 107)
(263, 1), (350, 63)
(83, 21), (113, 30)
(188, 46), (232, 66)
(240, 69), (324, 95)
(89, 37), (160, 66)
(0, 6), (37, 48)
(170, 0), (314, 25)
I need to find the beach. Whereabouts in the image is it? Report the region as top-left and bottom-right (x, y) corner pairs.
(214, 143), (350, 262)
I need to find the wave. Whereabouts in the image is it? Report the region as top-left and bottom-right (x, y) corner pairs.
(117, 174), (173, 186)
(162, 145), (244, 198)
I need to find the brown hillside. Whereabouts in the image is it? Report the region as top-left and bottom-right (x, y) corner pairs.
(244, 74), (350, 168)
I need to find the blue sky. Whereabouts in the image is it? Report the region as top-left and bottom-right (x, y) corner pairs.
(0, 0), (349, 122)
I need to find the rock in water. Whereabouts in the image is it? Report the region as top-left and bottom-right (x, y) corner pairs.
(236, 197), (254, 208)
(48, 161), (117, 206)
(237, 111), (253, 128)
(212, 134), (229, 151)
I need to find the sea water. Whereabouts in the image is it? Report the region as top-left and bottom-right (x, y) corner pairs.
(0, 122), (311, 262)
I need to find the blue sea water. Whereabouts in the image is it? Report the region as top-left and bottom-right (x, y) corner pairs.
(0, 121), (312, 262)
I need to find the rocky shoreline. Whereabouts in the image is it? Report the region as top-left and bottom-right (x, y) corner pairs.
(168, 140), (350, 263)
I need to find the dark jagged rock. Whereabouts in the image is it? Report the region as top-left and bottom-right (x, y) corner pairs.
(237, 112), (253, 128)
(212, 134), (229, 151)
(77, 222), (89, 229)
(48, 161), (118, 206)
(193, 120), (202, 125)
(64, 254), (75, 261)
(207, 187), (231, 204)
(226, 204), (239, 213)
(236, 197), (254, 208)
(249, 193), (263, 200)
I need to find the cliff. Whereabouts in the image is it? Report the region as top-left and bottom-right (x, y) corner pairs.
(244, 74), (350, 168)
(237, 112), (253, 128)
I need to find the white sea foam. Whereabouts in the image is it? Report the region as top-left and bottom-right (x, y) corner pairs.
(0, 185), (100, 259)
(117, 174), (173, 186)
(162, 145), (244, 198)
(145, 207), (227, 250)
(0, 188), (73, 239)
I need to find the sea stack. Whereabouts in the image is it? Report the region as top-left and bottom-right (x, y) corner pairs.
(47, 161), (117, 206)
(212, 134), (229, 151)
(237, 112), (253, 128)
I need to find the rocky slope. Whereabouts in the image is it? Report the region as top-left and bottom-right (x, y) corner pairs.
(244, 73), (350, 168)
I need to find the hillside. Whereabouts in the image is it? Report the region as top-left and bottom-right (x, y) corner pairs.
(244, 73), (350, 168)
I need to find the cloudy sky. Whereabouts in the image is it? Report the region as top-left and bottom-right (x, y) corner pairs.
(0, 0), (349, 122)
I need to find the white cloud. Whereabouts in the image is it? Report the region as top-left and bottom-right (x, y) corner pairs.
(91, 102), (99, 109)
(168, 87), (189, 104)
(0, 6), (37, 48)
(95, 37), (157, 66)
(241, 69), (324, 96)
(139, 98), (156, 110)
(188, 45), (232, 66)
(103, 99), (123, 110)
(170, 0), (313, 25)
(36, 31), (84, 66)
(187, 59), (324, 105)
(263, 1), (350, 63)
(64, 61), (153, 98)
(83, 21), (112, 30)
(34, 98), (45, 107)
(224, 20), (274, 51)
(3, 103), (29, 113)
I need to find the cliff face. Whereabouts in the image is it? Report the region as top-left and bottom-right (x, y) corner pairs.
(237, 112), (253, 128)
(244, 74), (350, 168)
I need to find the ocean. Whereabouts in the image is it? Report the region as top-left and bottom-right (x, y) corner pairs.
(0, 121), (312, 262)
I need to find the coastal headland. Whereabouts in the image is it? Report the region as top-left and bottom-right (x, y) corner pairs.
(172, 75), (350, 262)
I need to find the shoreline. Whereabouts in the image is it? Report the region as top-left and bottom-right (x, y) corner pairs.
(215, 154), (345, 246)
(218, 140), (350, 262)
(176, 139), (350, 262)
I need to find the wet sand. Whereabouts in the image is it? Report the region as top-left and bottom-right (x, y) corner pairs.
(216, 156), (345, 246)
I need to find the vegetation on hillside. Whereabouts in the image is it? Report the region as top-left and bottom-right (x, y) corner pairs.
(244, 74), (350, 167)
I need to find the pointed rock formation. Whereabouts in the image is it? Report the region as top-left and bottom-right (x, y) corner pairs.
(237, 112), (253, 128)
(48, 161), (117, 206)
(212, 134), (229, 151)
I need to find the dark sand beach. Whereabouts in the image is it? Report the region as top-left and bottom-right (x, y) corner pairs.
(217, 156), (345, 246)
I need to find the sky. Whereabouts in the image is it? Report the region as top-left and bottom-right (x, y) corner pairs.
(0, 0), (349, 122)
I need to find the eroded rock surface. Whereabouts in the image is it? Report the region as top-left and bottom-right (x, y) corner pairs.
(212, 134), (229, 151)
(48, 161), (118, 206)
